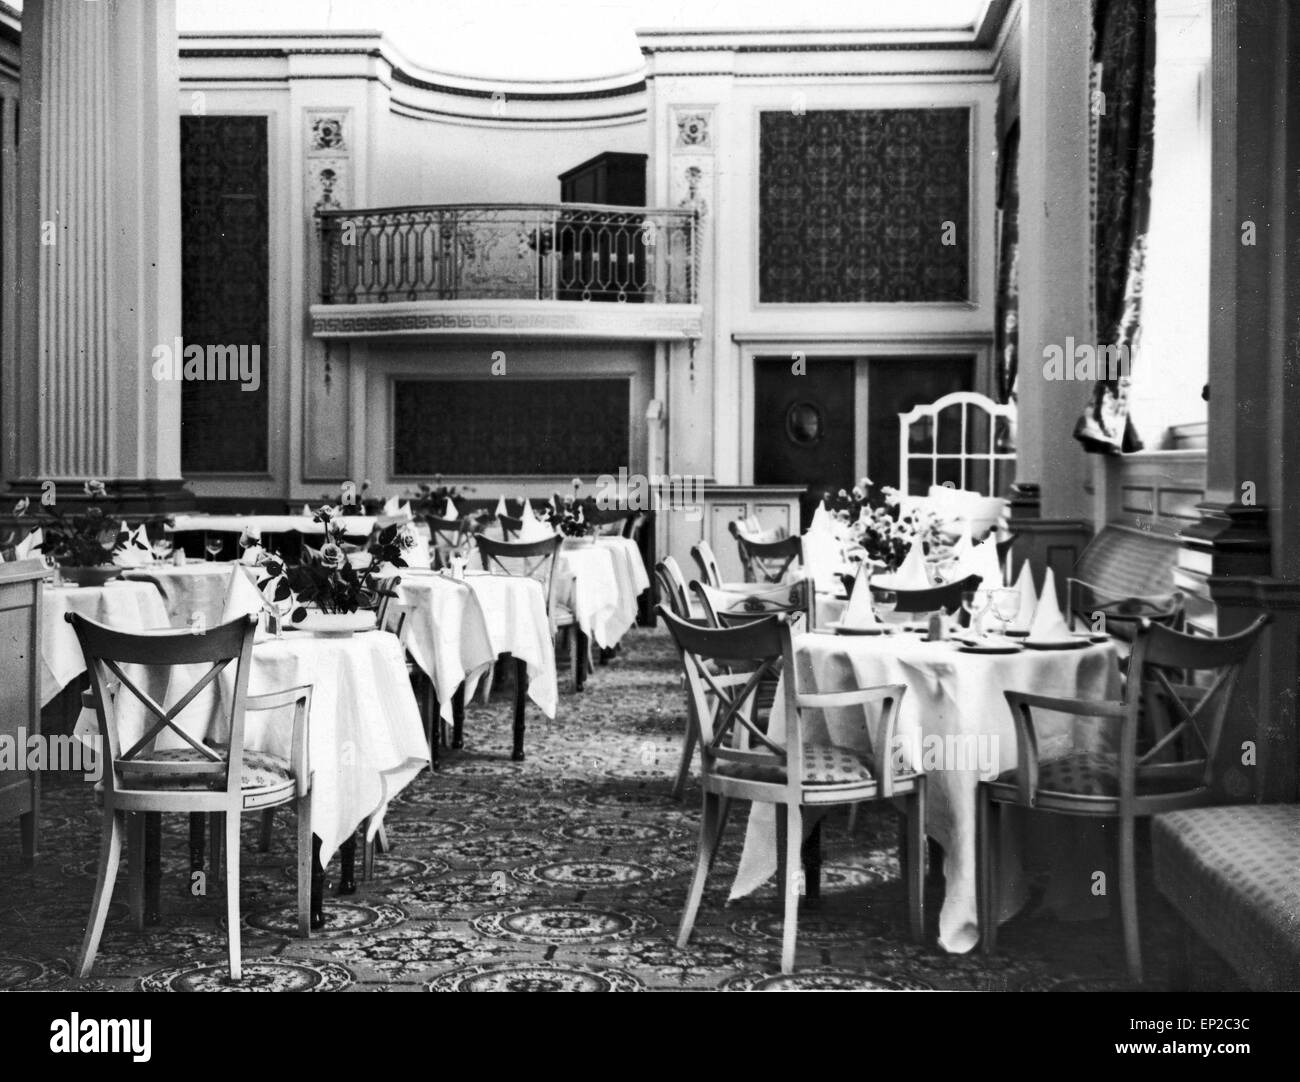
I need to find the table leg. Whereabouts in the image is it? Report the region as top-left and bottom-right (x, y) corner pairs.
(337, 833), (357, 895)
(144, 812), (162, 926)
(310, 835), (325, 930)
(575, 629), (588, 691)
(189, 813), (206, 876)
(18, 810), (36, 867)
(801, 819), (822, 903)
(451, 685), (465, 749)
(429, 684), (443, 769)
(512, 657), (527, 762)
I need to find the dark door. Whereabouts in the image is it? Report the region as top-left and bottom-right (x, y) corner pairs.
(865, 356), (973, 494)
(754, 358), (856, 525)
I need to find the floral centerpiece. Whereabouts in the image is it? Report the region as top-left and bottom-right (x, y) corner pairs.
(545, 493), (598, 538)
(410, 477), (489, 529)
(820, 480), (944, 574)
(255, 506), (410, 629)
(15, 481), (130, 584)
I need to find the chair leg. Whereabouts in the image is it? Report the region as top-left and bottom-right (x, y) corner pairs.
(225, 812), (243, 981)
(574, 628), (588, 692)
(127, 812), (146, 931)
(801, 819), (822, 903)
(905, 783), (926, 942)
(780, 804), (803, 974)
(209, 812), (225, 883)
(362, 817), (376, 883)
(671, 721), (698, 801)
(78, 810), (125, 978)
(512, 657), (527, 761)
(451, 685), (466, 750)
(677, 791), (722, 949)
(1118, 814), (1143, 984)
(977, 787), (997, 955)
(259, 808), (274, 852)
(846, 805), (859, 833)
(296, 795), (312, 938)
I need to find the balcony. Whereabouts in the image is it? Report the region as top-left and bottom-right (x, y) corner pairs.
(310, 203), (703, 342)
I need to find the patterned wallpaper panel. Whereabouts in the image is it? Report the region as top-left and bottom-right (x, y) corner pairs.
(393, 380), (629, 476)
(758, 108), (970, 304)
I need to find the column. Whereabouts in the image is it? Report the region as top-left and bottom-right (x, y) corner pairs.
(9, 0), (187, 512)
(1009, 0), (1095, 596)
(1181, 0), (1300, 802)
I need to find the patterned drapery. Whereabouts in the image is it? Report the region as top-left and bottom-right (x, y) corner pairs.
(1074, 0), (1156, 454)
(995, 119), (1020, 406)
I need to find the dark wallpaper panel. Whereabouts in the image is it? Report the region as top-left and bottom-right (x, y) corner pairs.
(180, 115), (269, 473)
(759, 108), (971, 303)
(393, 380), (629, 475)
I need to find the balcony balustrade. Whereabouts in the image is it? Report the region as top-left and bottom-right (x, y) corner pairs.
(316, 203), (699, 306)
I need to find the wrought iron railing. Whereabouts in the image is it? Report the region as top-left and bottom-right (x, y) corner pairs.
(316, 203), (700, 305)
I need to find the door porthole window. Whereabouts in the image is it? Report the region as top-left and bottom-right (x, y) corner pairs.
(785, 402), (824, 446)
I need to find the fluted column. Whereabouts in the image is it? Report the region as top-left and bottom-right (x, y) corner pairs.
(10, 0), (184, 504)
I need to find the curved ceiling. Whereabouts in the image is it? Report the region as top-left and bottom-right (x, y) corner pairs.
(175, 0), (991, 84)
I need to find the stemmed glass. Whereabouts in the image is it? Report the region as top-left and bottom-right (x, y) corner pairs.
(873, 588), (897, 621)
(961, 589), (992, 637)
(991, 588), (1020, 640)
(204, 535), (224, 562)
(151, 536), (173, 563)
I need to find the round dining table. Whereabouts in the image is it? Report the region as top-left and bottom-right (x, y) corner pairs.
(731, 627), (1122, 954)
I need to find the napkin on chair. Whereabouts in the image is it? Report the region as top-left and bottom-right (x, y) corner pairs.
(1026, 568), (1072, 642)
(841, 565), (880, 628)
(873, 538), (930, 591)
(1007, 563), (1038, 633)
(442, 497), (458, 520)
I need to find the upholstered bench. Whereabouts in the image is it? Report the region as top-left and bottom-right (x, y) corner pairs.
(1152, 804), (1300, 990)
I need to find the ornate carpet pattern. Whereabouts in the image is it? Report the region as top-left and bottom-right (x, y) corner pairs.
(0, 628), (1239, 992)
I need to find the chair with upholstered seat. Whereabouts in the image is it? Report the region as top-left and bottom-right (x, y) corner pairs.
(1066, 577), (1185, 641)
(69, 612), (313, 980)
(734, 534), (802, 584)
(654, 558), (707, 799)
(426, 516), (469, 568)
(977, 614), (1271, 983)
(692, 579), (816, 631)
(660, 608), (924, 972)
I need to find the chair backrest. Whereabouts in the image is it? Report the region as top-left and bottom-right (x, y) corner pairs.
(68, 612), (258, 798)
(871, 573), (983, 616)
(693, 579), (815, 630)
(586, 507), (637, 537)
(898, 391), (1016, 498)
(498, 513), (523, 540)
(1125, 615), (1271, 788)
(475, 534), (562, 613)
(690, 540), (722, 588)
(426, 515), (466, 549)
(659, 606), (801, 791)
(1067, 578), (1185, 640)
(736, 534), (802, 584)
(654, 556), (692, 619)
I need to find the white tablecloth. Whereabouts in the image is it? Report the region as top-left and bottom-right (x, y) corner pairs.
(40, 582), (171, 705)
(168, 514), (376, 537)
(732, 631), (1122, 953)
(557, 537), (648, 649)
(121, 562), (262, 627)
(462, 571), (558, 719)
(384, 573), (496, 723)
(73, 629), (428, 866)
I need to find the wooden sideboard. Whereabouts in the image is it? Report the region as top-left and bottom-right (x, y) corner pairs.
(0, 560), (44, 864)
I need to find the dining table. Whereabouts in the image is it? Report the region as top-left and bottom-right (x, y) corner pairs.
(556, 535), (649, 651)
(731, 627), (1122, 954)
(121, 560), (264, 627)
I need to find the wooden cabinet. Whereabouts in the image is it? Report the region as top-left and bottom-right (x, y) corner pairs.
(558, 152), (647, 207)
(556, 152), (649, 302)
(0, 561), (44, 864)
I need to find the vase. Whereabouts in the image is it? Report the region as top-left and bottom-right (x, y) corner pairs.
(59, 565), (122, 587)
(292, 608), (377, 638)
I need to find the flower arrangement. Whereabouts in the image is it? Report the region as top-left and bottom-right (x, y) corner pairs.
(545, 493), (598, 537)
(16, 481), (129, 567)
(821, 480), (944, 572)
(410, 477), (487, 524)
(255, 506), (410, 619)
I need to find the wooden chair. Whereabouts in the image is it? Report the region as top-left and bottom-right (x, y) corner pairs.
(978, 614), (1271, 983)
(870, 573), (983, 617)
(586, 507), (639, 537)
(68, 612), (313, 980)
(425, 517), (468, 568)
(690, 540), (723, 589)
(660, 608), (924, 972)
(498, 513), (523, 541)
(692, 579), (816, 631)
(655, 558), (707, 800)
(475, 534), (577, 754)
(1067, 578), (1185, 641)
(735, 534), (802, 584)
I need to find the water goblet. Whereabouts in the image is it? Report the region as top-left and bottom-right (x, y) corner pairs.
(204, 535), (224, 562)
(151, 536), (173, 563)
(991, 588), (1020, 640)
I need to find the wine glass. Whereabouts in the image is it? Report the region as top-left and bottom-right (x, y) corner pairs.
(873, 588), (897, 620)
(961, 589), (991, 637)
(151, 535), (173, 563)
(204, 535), (224, 562)
(991, 588), (1020, 640)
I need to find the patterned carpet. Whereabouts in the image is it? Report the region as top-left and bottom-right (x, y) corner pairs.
(0, 626), (1240, 992)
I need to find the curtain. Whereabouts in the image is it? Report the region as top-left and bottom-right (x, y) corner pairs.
(995, 119), (1020, 406)
(1073, 0), (1156, 455)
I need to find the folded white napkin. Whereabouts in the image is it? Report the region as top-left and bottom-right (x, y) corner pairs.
(1008, 563), (1038, 633)
(382, 495), (401, 516)
(398, 500), (413, 521)
(966, 536), (1005, 590)
(400, 524), (432, 569)
(301, 504), (313, 517)
(443, 498), (458, 520)
(15, 528), (43, 561)
(224, 564), (266, 621)
(130, 524), (151, 551)
(495, 495), (508, 518)
(1027, 568), (1072, 641)
(809, 502), (835, 535)
(841, 565), (879, 628)
(238, 544), (265, 566)
(800, 526), (840, 591)
(873, 538), (930, 591)
(112, 545), (152, 568)
(517, 500), (554, 542)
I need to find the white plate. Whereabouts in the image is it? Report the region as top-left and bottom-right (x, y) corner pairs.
(827, 621), (891, 635)
(956, 641), (1024, 655)
(1023, 638), (1093, 651)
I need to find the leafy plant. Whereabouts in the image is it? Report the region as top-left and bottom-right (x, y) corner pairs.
(18, 481), (129, 567)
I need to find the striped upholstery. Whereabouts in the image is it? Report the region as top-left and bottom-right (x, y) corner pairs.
(1152, 804), (1300, 991)
(715, 742), (878, 786)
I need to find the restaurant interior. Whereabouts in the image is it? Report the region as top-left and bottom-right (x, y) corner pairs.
(0, 0), (1296, 997)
